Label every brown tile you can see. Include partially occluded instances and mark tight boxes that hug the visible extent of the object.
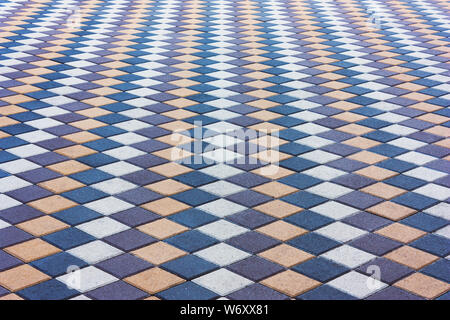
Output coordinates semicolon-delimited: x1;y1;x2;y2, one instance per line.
261;270;320;297
55;145;97;158
367;201;416;221
256;221;307;241
47;160;90;175
141;198;191;216
145;179;192;196
355;166;397;180
394;273;449;299
125;268;185;294
132;242;187;265
16;216;69;237
5;239;61;263
137;219;188;240
0;293;23;300
149;163;192;178
376;223;426;243
384;246;438;270
62;131;101;144
0;265;50;292
338;123;373;135
254;200;302;218
252;182;297;198
251;165;294;180
361;182;406;199
259;244;314;267
38;177;85;193
348;151;388;164
28;195;77;214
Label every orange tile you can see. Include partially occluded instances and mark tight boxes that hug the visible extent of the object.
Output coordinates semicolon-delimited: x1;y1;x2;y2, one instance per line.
62;131;101;143
137;219;188;240
28;195;77;214
132;242;187;265
259;244;314;267
47;160;90;175
38;176;85;193
251;165;294;180
0;265;50;292
125;268;185;294
367;201;416;221
394;273;449;299
4;239;61;263
141;198;191;216
256;221;307;241
261;270;320;297
254;200;302;218
348;151;387;164
375;223;426;243
360;182;406;199
149;162;193;178
55;145;97;158
145;179;192;196
355;166;397;180
252;182;298;198
384;246;438;270
0;293;23;300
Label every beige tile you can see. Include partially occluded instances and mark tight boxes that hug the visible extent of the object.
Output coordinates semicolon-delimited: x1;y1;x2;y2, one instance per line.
376;223;426;243
132;242;187;265
259;244;314;267
384;246;438;270
28;195;78;214
256;221;307;241
141;198;191;216
394;273;449;299
137;219;188;240
0;265;50;292
125;268;185;294
5;239;61;263
261;270;320;297
254;200;302;218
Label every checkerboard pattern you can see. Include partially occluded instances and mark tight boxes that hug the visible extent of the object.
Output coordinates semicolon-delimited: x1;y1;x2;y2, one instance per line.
0;0;449;300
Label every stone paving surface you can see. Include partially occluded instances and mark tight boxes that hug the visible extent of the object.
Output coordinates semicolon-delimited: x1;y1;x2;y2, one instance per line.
0;0;449;300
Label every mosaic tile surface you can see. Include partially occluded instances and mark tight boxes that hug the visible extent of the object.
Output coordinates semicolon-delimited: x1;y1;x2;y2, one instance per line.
0;0;449;300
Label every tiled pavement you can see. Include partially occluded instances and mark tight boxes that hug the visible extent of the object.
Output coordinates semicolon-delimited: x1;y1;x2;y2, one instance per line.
0;0;449;301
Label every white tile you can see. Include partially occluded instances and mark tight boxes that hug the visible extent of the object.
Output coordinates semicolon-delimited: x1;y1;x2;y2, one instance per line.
57;266;118;293
85;197;134;215
195;243;250;267
290;111;325;121
0;194;21;210
70;295;91;300
413;184;450;201
7;145;47;158
16;130;55;143
91;178;137;195
0;219;11;230
293;123;329;135
198;220;248;241
424;203;450;220
202;148;242;163
199;181;245;197
98;162;141;176
300;150;341;164
104;146;145;160
316;222;367;243
388;137;426;150
328;271;386;299
0;159;40;174
381;124;417;136
395;151;435;165
435;225;450;239
26;118;63;130
404;167;446;182
200;164;243;179
306;182;352;199
302;166;346;180
76;217;129;238
311;201;358;220
119;109;153;119
198;199;246;218
67;240;123;264
109;132;147;145
114;120;150;131
296;136;334;148
321;245;376;268
0;176;31;193
193;269;253;296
